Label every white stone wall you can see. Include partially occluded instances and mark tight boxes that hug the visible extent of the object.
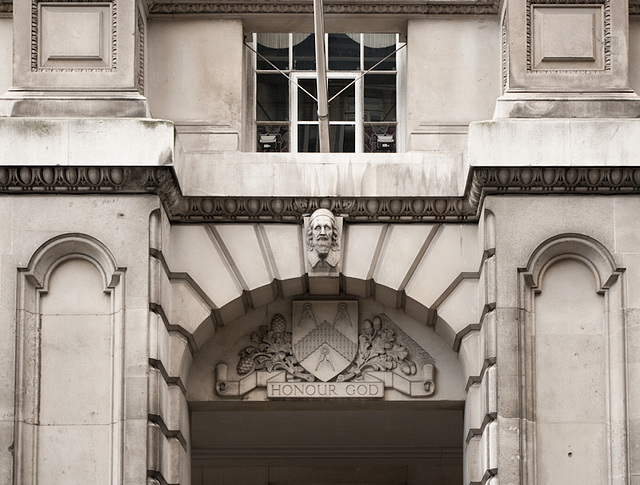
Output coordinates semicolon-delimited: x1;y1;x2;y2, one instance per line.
0;196;158;485
487;195;638;485
0;19;11;96
147;19;245;153
406;17;501;152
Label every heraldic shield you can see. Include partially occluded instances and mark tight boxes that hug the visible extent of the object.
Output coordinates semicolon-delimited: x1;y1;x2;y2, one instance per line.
292;301;358;382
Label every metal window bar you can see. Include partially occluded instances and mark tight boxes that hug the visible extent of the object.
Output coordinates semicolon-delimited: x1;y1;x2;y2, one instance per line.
245;39;319;103
328;43;405;104
247;39;405;108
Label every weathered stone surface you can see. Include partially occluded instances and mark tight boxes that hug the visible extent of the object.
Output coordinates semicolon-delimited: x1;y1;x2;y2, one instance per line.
470;119;640;168
0;118;178;166
179;151;468;198
3;3;640;485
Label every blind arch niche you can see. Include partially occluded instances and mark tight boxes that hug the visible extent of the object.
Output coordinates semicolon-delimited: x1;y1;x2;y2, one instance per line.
518;234;627;485
15;234;125;485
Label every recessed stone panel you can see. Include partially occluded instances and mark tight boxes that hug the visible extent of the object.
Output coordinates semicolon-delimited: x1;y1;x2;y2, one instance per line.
39;4;112;69
532;6;604;70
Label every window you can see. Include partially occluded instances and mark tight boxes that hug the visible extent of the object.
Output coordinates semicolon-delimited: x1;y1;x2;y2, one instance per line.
253;33;402;153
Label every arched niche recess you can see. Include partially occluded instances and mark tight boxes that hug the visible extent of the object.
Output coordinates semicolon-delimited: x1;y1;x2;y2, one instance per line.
518;234;627;485
15;234;125;485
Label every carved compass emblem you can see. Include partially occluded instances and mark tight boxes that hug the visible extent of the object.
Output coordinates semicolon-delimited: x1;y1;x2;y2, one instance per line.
292;301;358;381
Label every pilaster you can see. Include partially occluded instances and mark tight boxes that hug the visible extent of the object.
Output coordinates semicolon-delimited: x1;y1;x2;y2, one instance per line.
496;0;640;117
0;0;148;117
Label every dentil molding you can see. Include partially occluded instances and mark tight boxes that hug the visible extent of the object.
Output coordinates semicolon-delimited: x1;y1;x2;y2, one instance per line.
1;166;640;223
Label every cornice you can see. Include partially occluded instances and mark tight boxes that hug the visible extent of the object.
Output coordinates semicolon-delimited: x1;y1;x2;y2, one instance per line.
1;166;640;223
5;0;640;17
146;0;500;16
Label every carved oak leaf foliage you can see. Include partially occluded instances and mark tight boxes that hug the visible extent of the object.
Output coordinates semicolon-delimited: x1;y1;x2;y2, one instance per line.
345;322;412;377
384;344;409;363
237;316;314;381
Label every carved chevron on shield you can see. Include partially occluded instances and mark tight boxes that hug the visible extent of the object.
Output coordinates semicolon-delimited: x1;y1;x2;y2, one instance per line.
292;301;358;382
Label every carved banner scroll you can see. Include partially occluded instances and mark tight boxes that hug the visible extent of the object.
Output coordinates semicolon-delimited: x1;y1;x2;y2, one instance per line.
215;305;436;400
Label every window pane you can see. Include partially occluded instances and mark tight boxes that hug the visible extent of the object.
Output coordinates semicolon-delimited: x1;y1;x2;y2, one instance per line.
364;124;396;153
364;74;396;122
330;125;356;152
293;33;316;70
298;79;318;121
298;125;319;152
328;33;360;70
257;33;289;70
328;79;355;121
364;34;396;70
257;124;289;152
257;74;289;122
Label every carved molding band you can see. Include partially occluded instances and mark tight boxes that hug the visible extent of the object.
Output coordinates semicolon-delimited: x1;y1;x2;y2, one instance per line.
137;5;145;93
526;0;611;73
0;1;11;16
30;0;118;72
146;0;500;16
1;166;640;222
6;1;640;17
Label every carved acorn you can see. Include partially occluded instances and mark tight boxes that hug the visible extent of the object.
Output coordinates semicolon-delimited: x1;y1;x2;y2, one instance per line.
401;361;417;376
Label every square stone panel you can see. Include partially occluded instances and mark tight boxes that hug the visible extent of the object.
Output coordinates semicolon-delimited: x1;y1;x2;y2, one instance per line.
532;6;604;70
39;4;112;69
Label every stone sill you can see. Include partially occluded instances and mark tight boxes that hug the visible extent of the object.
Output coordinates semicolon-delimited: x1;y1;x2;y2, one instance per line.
177;151;468;198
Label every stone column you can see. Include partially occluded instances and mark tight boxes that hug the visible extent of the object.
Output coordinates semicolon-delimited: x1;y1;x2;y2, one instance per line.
0;0;147;117
495;0;640;118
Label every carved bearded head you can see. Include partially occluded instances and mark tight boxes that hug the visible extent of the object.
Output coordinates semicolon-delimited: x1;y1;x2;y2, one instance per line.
306;209;340;265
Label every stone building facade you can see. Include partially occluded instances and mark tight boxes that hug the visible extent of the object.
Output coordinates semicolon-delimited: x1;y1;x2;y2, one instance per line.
1;0;640;484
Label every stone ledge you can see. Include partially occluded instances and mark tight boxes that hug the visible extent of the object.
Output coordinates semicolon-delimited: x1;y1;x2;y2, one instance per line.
0;118;180;166
179;151;468;199
493;94;640;119
0;91;149;118
469;118;640;168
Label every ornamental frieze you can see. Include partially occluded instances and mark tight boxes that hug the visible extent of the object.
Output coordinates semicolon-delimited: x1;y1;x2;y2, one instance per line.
146;0;500;16
215;303;436;399
2;166;640;222
5;1;640;19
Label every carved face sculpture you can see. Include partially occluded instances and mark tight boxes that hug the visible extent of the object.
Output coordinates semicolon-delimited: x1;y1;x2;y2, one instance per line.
311;214;335;258
306;209;340;268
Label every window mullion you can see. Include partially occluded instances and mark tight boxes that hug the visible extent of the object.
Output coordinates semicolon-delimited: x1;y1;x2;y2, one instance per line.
355;75;363;153
291;72;298;153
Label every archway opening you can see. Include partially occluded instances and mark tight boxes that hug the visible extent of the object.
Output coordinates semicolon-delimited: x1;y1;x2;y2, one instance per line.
190;401;463;485
186;296;467;485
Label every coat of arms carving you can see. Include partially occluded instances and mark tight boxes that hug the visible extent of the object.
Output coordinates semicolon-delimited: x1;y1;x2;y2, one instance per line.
292;301;358;381
215;300;436;400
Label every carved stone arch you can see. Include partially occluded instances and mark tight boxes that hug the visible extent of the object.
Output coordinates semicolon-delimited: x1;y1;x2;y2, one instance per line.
166;221;485;484
171;222;484;360
522;233;620;294
518;233;627;485
23;232;122;291
15;233;126;485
